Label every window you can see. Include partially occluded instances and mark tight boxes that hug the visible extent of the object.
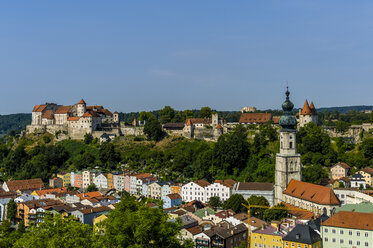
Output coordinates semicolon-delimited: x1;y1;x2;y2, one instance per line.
340;239;344;244
324;228;328;233
365;232;369;237
332;229;336;234
365;242;369;247
332;238;336;243
324;237;328;242
357;241;360;245
349;230;352;235
289;142;293;149
357;231;360;236
340;230;344;234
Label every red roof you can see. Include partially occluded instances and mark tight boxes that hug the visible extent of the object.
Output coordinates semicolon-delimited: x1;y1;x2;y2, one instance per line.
301;100;312;115
67;117;80;121
215;179;236;188
194;179;210;188
186;119;192;126
82;111;99;118
32;105;47;113
186;118;212;125
333;162;350;169
42;110;54;119
360;167;373;175
78;99;86;104
239;113;272;124
75;191;102;200
322;211;373;230
166;193;181;200
5;178;44;192
55;105;71;114
309;102;317;115
216;124;223;129
283;179;340;206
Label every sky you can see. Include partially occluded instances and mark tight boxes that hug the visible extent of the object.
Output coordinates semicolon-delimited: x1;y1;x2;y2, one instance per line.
1;1;373;114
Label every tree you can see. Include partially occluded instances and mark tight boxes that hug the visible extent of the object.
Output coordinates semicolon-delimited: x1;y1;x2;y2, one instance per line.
361;138;373;160
159;106;175;124
184;110;194;119
6;199;17;223
139;111;154;123
87;184;98;192
143;117;166;142
199;107;212;118
213;125;250;175
335;121;350;134
101;195;193;248
222;194;247;213
14;214;98;248
302;164;328;184
247;195;269;219
84;133;93;144
263;203;288;222
208;196;222;210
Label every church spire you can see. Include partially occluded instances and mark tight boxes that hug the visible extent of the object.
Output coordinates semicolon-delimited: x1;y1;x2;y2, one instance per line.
279;87;297;131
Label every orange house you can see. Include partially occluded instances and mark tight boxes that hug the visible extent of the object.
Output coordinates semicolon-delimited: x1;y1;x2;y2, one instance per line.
170;183;183;195
17;199;61;226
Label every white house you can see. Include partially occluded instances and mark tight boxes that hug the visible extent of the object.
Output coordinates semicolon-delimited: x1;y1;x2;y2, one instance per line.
94;173;108;189
113;173;124;191
205;179;236;202
351;173;366;189
181;180;210;203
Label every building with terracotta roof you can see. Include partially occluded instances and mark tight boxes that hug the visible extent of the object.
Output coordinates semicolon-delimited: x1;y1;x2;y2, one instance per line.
321;211;373;248
181;113;224;140
163;193;182;209
330;162;351;180
17;198;62;226
72;205;111;226
239;112;272;124
27;99;120;140
3;178;44;192
182;180;211;203
283;179;340;216
298;99;318;127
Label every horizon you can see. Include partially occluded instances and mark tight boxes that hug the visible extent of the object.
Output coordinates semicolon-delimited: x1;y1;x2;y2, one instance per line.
2;1;373;114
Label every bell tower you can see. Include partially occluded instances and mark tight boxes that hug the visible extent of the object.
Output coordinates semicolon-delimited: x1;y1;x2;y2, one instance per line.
274;87;302;204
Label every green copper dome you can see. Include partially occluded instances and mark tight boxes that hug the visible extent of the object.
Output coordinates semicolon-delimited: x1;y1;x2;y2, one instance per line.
279;87;297;131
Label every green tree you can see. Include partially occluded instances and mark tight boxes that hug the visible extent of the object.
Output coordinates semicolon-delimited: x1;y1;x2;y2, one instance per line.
213;125;250;175
6;199;17;223
335;121;350;134
247;195;269;219
184;110;194;119
159;106;175;124
99;143;120;170
84;133;93;144
361;138;373;160
143;117;166;142
208;196;222;210
199;107;212;118
302;164;328;184
263;203;288;222
14;214;98;248
172;111;185;123
138;111;154;123
222;194;247;213
87;184;98;192
101;195;193;248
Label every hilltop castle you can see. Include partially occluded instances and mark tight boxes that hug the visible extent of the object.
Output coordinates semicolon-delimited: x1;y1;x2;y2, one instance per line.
298;100;318;127
26;99;120;140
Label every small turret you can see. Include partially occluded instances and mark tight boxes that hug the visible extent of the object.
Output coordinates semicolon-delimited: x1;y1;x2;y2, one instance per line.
77;99;86;117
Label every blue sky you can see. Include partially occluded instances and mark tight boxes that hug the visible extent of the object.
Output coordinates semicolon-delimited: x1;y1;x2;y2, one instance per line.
1;1;373;114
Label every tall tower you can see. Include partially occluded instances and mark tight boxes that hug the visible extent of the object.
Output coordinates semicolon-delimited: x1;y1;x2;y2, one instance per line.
77;99;86;117
274;87;302;204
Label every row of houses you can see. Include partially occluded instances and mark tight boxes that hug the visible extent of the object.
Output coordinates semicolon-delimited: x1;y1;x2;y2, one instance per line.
329;163;373;189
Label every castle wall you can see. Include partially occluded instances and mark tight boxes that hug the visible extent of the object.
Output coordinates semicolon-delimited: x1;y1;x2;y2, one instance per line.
120;127;144;136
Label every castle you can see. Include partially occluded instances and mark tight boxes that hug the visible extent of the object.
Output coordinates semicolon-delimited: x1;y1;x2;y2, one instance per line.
26;99;120;140
298;99;318;127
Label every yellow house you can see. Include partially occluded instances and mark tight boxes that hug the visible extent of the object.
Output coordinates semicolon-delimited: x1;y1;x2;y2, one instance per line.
251;223;284;248
358;167;373;187
283;224;321;248
106;173;114;189
93;214;108;233
170;184;182;195
57;172;71;187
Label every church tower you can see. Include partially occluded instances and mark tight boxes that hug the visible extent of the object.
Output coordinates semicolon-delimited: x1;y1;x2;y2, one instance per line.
274;87;302;204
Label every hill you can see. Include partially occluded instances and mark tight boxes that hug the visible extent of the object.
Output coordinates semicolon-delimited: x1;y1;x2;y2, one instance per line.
0;113;31;137
317;105;373;114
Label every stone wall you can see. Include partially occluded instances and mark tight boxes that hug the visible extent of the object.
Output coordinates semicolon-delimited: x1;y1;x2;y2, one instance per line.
323;125;362;143
120;127;144;136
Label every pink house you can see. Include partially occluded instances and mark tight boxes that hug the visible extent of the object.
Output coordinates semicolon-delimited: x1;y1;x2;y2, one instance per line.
74;173;83;188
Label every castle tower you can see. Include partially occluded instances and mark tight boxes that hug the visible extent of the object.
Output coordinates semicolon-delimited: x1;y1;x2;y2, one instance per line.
274;87;302;204
113;111;119;123
212;113;219;126
77;99;86;117
299;100;318;127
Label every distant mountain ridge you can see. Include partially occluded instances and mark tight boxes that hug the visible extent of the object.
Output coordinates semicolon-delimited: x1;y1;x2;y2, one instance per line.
0;113;31;136
316;105;373;114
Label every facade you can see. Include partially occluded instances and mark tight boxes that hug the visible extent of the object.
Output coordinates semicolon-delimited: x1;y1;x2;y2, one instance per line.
333;188;373;205
17;199;61;226
283;180;340;216
205;179;236;203
232;182;274;206
181;180;210;203
113;173;125;191
298;100;318;127
163;193;182;209
72;206;110;227
358;167;373;187
27;99;120;140
73;172;83;188
171;184;183;195
106;173;114;189
275;88;302;204
0;198;12;222
49;177;63;188
94;173;108;189
330;162;351;180
251;223;286;248
204;223;248;248
321;211;373;248
57;172;71;187
283;224;321;248
351;173;367;189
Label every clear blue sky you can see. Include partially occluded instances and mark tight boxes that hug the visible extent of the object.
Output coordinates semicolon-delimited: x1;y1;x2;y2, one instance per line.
1;1;373;114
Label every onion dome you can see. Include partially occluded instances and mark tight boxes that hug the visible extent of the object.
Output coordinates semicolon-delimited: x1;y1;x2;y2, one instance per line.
279;87;297;131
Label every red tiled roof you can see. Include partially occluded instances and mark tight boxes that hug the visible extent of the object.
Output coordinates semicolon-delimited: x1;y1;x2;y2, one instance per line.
34;187;67;196
216;124;223;129
322;211;373;231
185;118;212;125
282;202;315;220
67;117;80;121
186;225;202;235
80;206;110;214
283;179;340;206
42;110;54;119
135;173;153;179
333;162;350;169
82;111;99;118
75;191;102;200
32;105;47;112
186;119;192;126
361;167;373;175
78;99;86;104
309;102;317;115
239;113;272;124
272;116;280;124
166;193;181;200
55;105;71;114
102;109;113;117
6;178;44;192
301;100;312;115
215;179;236;188
194;179;210;188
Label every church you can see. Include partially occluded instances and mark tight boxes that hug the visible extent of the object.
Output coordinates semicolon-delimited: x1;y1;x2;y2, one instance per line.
275;88;340;215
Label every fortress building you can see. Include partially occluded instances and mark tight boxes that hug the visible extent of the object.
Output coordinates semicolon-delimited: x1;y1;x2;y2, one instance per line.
274;87;302;204
298;100;318;127
27;99;120;139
